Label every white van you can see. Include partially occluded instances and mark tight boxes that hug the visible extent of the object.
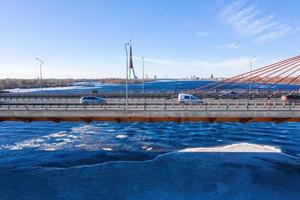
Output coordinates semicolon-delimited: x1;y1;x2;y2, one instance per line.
80;96;106;105
178;94;203;104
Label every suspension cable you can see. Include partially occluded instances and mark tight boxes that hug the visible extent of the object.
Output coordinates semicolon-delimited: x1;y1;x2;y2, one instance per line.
240;61;300;95
190;55;300;93
217;58;300;94
257;65;300;96
272;74;300;97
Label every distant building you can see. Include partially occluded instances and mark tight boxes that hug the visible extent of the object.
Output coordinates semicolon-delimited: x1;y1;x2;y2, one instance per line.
211;74;214;79
188;75;199;80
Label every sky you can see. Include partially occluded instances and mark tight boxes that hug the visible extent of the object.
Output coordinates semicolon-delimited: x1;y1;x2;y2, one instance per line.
0;0;300;79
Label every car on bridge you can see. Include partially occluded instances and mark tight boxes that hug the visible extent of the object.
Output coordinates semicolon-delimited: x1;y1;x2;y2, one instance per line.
215;91;239;99
178;94;203;104
80;96;106;105
281;94;300;104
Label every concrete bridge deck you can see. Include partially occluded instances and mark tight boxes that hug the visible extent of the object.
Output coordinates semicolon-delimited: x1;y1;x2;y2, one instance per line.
0;96;299;122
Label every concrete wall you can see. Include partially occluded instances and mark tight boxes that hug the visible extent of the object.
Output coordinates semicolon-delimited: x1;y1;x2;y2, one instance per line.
0;110;299;122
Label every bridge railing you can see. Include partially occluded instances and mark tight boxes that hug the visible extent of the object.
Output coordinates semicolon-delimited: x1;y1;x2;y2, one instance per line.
0;101;298;112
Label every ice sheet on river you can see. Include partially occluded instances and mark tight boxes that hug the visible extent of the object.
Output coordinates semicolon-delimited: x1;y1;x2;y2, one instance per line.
0;143;299;200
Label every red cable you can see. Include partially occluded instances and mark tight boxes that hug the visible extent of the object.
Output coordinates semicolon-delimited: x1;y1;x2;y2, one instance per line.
218;59;300;93
190;55;300;93
257;65;300;96
205;57;300;92
272;74;300;96
241;61;300;95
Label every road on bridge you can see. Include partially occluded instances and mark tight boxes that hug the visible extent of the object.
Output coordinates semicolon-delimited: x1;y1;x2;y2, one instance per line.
0;96;299;112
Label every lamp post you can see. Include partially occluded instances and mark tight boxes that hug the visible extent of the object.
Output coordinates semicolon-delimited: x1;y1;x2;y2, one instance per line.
35;58;44;80
35;58;44;92
124;43;130;109
142;56;145;94
249;55;256;92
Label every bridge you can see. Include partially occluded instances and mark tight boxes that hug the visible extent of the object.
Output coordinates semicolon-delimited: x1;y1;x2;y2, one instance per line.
0;55;300;123
0;95;299;122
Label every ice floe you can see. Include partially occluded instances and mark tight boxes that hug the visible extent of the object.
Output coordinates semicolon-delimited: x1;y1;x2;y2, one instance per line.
102;147;113;151
115;134;128;139
179;143;281;153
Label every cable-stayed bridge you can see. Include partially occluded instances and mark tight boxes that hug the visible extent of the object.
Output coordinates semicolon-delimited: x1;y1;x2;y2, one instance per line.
0;55;300;123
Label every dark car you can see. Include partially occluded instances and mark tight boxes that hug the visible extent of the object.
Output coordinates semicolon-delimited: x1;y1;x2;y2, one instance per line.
216;91;239;99
0;101;6;104
281;94;300;103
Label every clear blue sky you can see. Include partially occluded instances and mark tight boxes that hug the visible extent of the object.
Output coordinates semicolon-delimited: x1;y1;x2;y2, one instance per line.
0;0;299;79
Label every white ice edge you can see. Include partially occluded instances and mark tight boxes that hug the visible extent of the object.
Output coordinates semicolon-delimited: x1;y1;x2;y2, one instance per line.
179;143;282;153
4;86;86;93
37;143;289;171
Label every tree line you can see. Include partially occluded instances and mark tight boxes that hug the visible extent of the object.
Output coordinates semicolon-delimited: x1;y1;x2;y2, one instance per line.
0;78;152;91
0;79;74;90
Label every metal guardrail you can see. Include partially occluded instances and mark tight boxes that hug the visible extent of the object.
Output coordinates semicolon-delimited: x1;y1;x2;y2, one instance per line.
0;96;288;104
0;101;298;112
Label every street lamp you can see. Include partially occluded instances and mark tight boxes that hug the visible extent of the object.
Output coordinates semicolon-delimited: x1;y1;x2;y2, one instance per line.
124;43;130;109
249;55;256;92
35;58;44;80
35;58;44;92
142;56;145;94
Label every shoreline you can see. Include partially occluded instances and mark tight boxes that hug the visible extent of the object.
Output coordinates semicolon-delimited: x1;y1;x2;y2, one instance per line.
0;78;156;91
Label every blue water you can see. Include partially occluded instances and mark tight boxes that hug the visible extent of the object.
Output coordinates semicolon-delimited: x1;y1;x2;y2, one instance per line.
1;81;300;199
0;122;300;168
21;80;299;94
0;122;300;199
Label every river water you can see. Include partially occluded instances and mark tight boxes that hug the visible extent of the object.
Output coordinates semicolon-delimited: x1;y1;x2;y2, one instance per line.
1;81;300;199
